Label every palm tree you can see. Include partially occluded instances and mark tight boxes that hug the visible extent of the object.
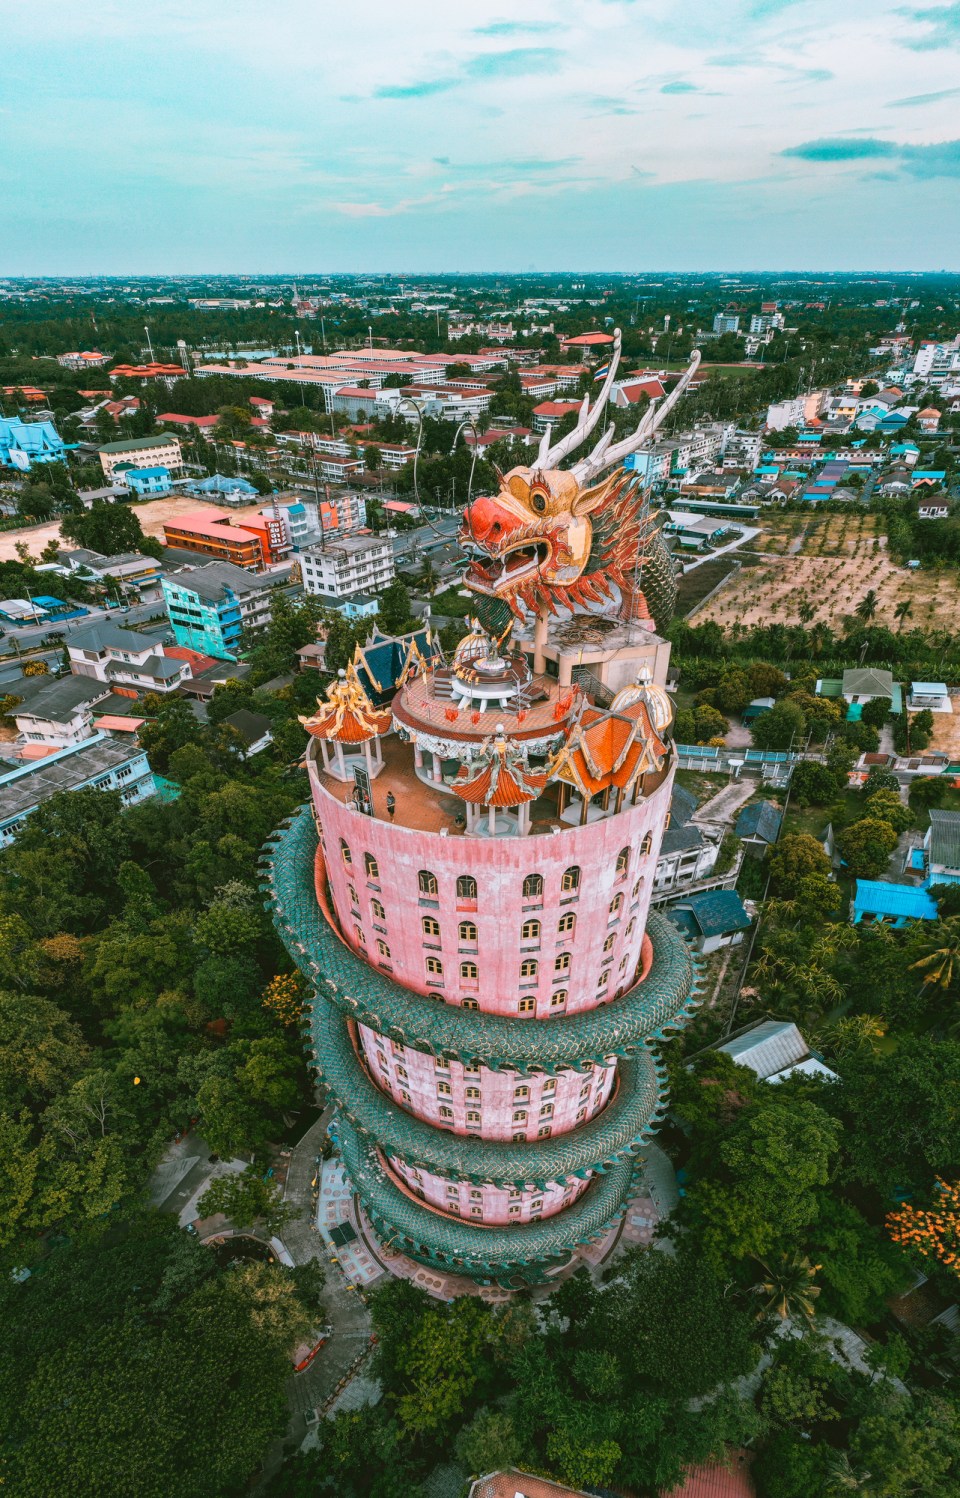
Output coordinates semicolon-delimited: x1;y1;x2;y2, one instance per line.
753;1252;821;1324
418;557;438;595
910;918;960;991
893;598;913;633
797;599;816;627
855;589;879;625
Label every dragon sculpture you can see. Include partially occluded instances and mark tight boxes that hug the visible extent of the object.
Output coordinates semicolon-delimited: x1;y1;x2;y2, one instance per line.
460;331;700;634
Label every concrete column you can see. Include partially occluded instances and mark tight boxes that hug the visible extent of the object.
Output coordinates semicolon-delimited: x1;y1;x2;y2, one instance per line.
579;794;590;826
363;739;373;776
414;742;424;770
488;805;496;837
532;607;549;676
319;739;331;773
431;752;443;783
557;655;573;687
335;741;346;779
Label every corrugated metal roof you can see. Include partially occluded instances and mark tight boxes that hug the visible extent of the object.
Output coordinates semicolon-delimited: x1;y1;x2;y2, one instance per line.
854;879;938;920
735;800;782;843
928;809;960;870
719;1019;808;1079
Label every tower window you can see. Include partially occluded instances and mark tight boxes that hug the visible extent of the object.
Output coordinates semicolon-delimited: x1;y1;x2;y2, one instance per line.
640;831;653;856
459;920;478;943
460;961;478;981
520;958;538;980
555;952;571;974
457;874;477;899
426;956;443;976
603;932;616;953
616;846;630;878
522;873;543;898
512;1109;528;1123
372;898;386;921
557;912;576;935
514;1084;530;1101
422;915;441;939
364;853;379;880
609;893;624;918
551;989;567;1008
376;939;390;959
418;869;438;896
561;866;581;893
340;839;352;866
519;997;536;1013
521;919;541;941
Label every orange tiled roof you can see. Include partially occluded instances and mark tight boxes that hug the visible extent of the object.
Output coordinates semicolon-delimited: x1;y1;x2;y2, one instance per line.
452;731;548;806
299;664;392;744
548;699;665;797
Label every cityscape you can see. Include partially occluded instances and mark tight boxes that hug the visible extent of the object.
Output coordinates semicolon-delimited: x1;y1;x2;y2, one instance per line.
2;6;960;1498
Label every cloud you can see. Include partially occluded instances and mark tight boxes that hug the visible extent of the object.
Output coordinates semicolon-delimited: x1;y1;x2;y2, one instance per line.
782;134;960;177
374;77;458;98
898;3;960;48
473;20;562;35
660;80;699;93
463;47;562;79
782;137;899;161
888;85;960;106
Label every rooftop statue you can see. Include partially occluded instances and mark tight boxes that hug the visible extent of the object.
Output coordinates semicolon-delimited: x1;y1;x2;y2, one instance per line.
461;330;700;632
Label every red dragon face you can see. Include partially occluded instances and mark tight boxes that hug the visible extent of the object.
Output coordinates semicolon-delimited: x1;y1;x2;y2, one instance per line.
460;465;625;616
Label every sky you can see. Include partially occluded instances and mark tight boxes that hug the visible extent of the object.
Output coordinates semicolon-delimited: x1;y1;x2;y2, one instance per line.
2;0;960;273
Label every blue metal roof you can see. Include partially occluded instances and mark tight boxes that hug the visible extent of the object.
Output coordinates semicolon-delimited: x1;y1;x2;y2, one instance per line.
854;880;938;921
668;889;751;939
736;800;783;843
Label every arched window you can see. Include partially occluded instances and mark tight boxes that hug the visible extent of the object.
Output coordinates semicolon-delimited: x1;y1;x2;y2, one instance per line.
466;1085;481;1100
457;874;477;899
557;912;576;936
462;997;479;1010
555;952;571;974
561;866;581;893
340;839;352;865
372;898;385;921
348;884;359;907
422;915;441;938
460;960;478;981
521;918;541;941
354;924;365;947
520;958;539;980
418;869;438;896
427;991;444;1004
459;920;478;943
514;1084;530;1101
616;846;630;878
540;1101;554;1118
603;932;616;953
625;917;635;939
426;956;443;976
609;892;624;917
513;1108;529;1123
364;852;379;879
640;831;653;856
522;873;543;898
376;939;390;959
551;989;568;1008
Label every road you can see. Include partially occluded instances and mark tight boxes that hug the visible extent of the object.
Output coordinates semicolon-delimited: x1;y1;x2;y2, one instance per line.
674;516;760;571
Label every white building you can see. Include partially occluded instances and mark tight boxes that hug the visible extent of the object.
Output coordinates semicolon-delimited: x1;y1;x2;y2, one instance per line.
722;430;763;469
67;620;191;695
712;313;741;335
300;535;395;600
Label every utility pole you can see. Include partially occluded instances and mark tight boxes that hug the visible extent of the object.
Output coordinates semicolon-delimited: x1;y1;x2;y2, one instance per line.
144;325;155;363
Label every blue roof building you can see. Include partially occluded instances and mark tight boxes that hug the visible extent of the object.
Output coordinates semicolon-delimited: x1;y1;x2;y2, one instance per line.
192;473;259;498
853;879;938;927
353;627;444;708
735;799;783;848
0;416;69;470
667;889;752;953
161;561;273;661
122;465;172;495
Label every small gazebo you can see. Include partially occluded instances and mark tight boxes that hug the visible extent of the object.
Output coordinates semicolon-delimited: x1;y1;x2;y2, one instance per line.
451;726;548;836
299;666;393;782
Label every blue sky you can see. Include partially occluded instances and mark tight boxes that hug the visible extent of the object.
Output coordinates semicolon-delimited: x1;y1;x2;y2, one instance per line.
2;0;959;272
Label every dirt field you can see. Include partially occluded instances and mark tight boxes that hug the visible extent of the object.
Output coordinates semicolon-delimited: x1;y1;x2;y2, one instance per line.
698;512;960;634
0;496;269;563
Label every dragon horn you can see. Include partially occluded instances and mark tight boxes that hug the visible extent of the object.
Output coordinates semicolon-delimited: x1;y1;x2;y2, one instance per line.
570;350;702;483
538;328;622;468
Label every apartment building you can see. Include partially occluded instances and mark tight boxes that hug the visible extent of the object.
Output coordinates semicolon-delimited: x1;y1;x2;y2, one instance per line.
67;620;192;695
162;562;274;659
0;736;156;848
98;432;182;480
299;535;395;600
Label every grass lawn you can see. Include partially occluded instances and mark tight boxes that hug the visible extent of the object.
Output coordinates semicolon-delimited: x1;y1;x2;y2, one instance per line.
674;768;730;804
675;557;738;617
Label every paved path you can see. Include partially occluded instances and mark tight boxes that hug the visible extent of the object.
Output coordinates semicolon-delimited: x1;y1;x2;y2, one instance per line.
694;776;757;826
675;518;760;570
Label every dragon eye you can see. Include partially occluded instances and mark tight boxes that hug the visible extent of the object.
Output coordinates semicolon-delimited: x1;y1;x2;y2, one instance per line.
532;493;547;513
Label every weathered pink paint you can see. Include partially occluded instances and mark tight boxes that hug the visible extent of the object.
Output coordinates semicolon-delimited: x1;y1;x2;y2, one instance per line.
309;748;675;1227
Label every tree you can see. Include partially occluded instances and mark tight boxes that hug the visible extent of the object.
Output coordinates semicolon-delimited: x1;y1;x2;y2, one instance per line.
377;578;413;635
860;695;891;729
855;589;879;624
894;598;913;632
138;697;202;774
863;789;912;834
768;832;831;893
685;1096;840;1266
752;1252;821;1323
61;499;149;557
888;1178;960;1282
837;817;899;878
832;1038;960;1195
910;916;960;991
455;1407;524;1475
198;1165;292;1235
789;759;844;806
751;698;806;752
393;1297;501;1438
846;1392;960;1498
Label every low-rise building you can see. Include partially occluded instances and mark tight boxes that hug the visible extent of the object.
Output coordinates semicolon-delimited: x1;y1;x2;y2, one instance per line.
162;506;290;569
853;879;938;927
0;735;156;847
119;465;172;496
667;889;752;953
299;535;395;600
98;432;182;480
0;415;69;470
735;799;782;853
57;350;111;370
717;1019;837;1083
58;548;163;600
9;674;112;749
161;562;274;659
67;620;192;695
841;667;896;708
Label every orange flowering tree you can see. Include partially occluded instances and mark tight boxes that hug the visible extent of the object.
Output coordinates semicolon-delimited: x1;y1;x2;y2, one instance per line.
887;1178;960;1279
262;972;307;1027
